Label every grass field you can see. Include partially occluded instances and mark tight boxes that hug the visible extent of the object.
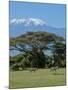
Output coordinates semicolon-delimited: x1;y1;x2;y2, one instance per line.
9;68;66;89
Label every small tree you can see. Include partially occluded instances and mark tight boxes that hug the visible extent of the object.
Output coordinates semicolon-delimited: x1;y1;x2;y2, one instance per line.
50;41;66;67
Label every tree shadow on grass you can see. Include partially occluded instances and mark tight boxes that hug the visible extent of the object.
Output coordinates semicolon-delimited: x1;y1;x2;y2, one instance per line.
52;72;64;75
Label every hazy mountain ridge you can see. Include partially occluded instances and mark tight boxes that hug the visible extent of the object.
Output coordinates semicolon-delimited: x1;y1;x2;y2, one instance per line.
10;18;65;38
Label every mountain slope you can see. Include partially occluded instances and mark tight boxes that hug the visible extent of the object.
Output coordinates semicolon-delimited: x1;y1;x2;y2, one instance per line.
9;18;65;38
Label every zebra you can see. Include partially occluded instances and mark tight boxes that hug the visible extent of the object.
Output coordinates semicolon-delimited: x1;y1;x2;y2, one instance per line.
29;68;38;72
50;66;58;72
49;60;58;72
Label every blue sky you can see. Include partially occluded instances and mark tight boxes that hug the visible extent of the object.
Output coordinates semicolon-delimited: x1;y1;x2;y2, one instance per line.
9;1;66;28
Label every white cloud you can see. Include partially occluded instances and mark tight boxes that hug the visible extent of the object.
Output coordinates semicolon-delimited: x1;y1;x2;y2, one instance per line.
10;18;46;26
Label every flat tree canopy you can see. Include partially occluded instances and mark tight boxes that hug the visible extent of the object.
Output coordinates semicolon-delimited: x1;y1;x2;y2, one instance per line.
10;31;65;69
10;31;64;48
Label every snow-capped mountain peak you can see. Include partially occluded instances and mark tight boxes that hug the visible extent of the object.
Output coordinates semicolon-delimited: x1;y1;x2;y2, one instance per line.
10;18;46;26
10;18;65;38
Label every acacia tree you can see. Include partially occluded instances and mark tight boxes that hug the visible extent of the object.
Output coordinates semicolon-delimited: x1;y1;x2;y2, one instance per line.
51;42;66;67
10;31;64;68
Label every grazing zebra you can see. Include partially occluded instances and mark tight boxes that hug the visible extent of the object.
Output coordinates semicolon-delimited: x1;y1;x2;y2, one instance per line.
49;60;58;72
29;68;38;72
50;66;58;72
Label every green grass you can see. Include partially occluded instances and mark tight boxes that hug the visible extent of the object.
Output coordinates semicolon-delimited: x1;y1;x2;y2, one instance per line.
9;68;66;89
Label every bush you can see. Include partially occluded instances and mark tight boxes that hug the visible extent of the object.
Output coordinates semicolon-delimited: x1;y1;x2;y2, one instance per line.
21;58;31;68
11;64;19;71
